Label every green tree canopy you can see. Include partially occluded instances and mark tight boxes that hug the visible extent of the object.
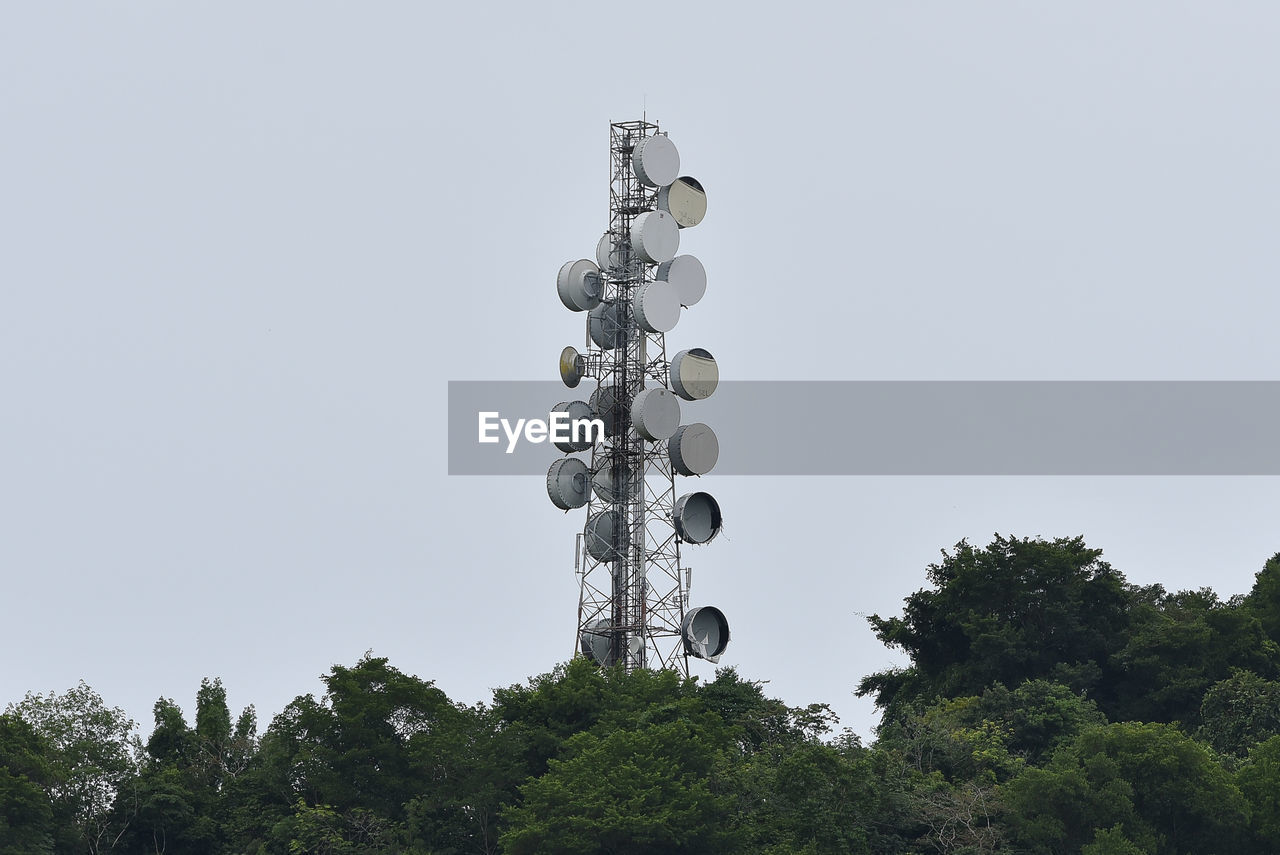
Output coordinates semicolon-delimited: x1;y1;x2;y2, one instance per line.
1236;735;1280;848
1005;722;1249;855
857;535;1132;718
0;712;58;854
499;715;737;855
1108;586;1278;726
6;682;141;855
1245;552;1280;643
1199;670;1280;758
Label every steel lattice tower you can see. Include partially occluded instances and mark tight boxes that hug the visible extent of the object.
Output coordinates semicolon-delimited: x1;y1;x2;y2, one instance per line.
550;119;729;677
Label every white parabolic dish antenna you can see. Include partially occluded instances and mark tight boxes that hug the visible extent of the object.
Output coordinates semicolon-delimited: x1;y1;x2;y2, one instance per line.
592;462;641;503
588;302;624;350
588;383;627;437
669;348;719;401
546;457;590;510
657;176;707;228
630;210;679;264
580;617;615;665
633;281;681;334
551;400;595;454
556;259;603;312
595;231;624;271
673;491;722;544
584;510;621;561
630;387;681;442
631;134;680;187
682;606;729;662
656;255;706;308
668;423;719;476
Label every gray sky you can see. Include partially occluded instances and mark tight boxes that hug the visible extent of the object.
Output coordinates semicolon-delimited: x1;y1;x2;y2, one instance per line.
3;3;1278;741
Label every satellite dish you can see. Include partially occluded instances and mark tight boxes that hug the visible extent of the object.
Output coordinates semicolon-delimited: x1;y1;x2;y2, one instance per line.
631;387;681;441
627;635;645;656
580;617;615;665
589;383;629;438
546;457;590;510
669;348;719;401
682;605;729;662
557;259;603;312
673;491;722;544
657;176;707;228
559;346;585;388
656;256;707;307
592;462;641;503
632;281;681;333
584;510;622;561
631;134;680;188
629;211;679;264
551;400;595;453
668;423;719;476
588;302;624;350
595;231;625;271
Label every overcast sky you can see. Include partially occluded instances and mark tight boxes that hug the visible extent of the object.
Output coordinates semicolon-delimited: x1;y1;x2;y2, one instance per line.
3;3;1278;740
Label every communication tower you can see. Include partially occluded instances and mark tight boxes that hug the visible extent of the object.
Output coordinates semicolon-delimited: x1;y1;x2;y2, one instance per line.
547;120;729;675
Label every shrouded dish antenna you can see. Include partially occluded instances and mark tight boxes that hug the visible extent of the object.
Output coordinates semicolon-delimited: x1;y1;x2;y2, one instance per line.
588;302;625;350
551;400;596;454
546;457;590;510
589;383;629;438
669;348;719;401
584;510;622;561
631;134;680;188
580;618;616;665
630;211;679;264
668;423;719;476
631;387;681;441
657;176;707;228
682;606;729;662
592;462;641;503
557;259;603;312
673;491;722;544
595;231;625;271
656;255;706;307
559;346;585;388
633;281;681;333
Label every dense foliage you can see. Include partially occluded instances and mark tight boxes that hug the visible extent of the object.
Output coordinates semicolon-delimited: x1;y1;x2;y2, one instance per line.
4;536;1279;853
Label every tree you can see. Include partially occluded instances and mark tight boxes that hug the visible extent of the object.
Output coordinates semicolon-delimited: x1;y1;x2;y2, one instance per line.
1005;722;1249;855
124;687;241;855
1199;671;1280;758
194;678;232;789
0;712;57;854
6;682;142;854
857;536;1132;719
1244;552;1280;643
1236;735;1280;848
969;680;1107;765
1108;586;1278;726
1080;826;1147;855
223;653;450;849
731;738;904;855
404;702;523;855
492;658;709;780
145;699;194;770
499;716;738;855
